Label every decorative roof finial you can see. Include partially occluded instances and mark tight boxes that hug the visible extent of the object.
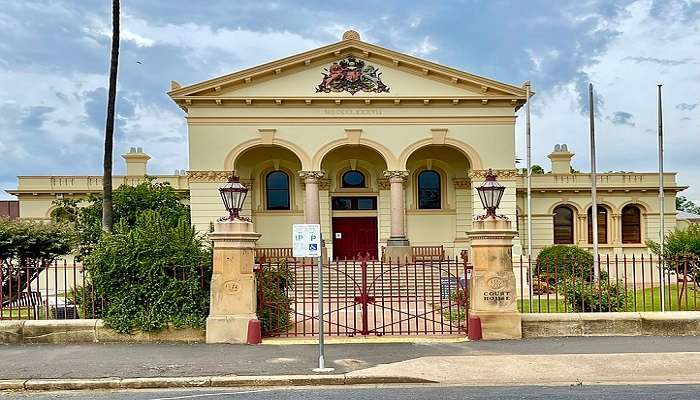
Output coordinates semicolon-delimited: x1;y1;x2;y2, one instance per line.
342;30;361;41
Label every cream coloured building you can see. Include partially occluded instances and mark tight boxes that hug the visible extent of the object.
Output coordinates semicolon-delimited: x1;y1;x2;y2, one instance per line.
6;31;688;259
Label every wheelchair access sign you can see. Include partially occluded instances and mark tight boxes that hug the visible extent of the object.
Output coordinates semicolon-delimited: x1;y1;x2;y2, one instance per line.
292;224;322;258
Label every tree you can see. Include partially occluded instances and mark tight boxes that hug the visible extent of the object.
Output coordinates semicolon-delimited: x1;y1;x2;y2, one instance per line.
53;179;190;259
102;0;120;232
520;165;546;174
677;196;700;214
0;219;75;304
647;224;700;285
531;164;545;174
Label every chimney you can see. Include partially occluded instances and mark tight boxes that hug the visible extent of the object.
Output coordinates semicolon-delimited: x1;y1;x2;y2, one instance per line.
122;147;151;176
547;144;574;174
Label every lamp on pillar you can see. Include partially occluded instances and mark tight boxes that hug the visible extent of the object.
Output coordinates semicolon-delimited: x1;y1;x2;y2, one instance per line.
219;173;248;221
476;169;505;218
207;172;261;344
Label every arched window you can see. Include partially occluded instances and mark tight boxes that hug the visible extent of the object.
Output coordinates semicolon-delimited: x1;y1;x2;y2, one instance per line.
418;170;441;209
587;205;608;244
553;205;574;244
621;205;642;244
266;171;290;210
341;170;365;188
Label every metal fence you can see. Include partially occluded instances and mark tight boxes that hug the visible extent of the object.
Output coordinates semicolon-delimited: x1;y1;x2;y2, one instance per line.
0;259;97;320
3;253;698;323
256;257;470;338
516;254;699;313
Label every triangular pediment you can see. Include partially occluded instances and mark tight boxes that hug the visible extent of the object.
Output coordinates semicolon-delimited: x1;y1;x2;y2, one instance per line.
169;37;529;109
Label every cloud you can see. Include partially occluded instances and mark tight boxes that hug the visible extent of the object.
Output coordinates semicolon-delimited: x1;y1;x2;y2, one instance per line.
1;0;700;204
607;111;635;126
622;56;694;66
19;106;55;130
407;36;437;57
676;102;699;111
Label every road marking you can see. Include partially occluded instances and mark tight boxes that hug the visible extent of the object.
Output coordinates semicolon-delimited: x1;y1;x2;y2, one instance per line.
147;388;275;400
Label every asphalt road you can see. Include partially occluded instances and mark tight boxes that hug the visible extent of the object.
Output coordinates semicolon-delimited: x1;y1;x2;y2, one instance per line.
2;336;700;379
1;384;699;399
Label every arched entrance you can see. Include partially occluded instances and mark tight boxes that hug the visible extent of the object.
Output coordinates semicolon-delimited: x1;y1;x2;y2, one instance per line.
319;144;389;259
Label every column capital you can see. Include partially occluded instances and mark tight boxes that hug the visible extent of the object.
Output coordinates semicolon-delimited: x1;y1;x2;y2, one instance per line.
383;170;409;183
299;170;325;183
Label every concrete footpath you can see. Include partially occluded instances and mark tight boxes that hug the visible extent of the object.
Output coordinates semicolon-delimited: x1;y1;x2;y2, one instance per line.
1;336;700;390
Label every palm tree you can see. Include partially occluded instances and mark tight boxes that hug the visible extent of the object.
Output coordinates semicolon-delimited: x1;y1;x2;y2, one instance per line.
102;0;120;232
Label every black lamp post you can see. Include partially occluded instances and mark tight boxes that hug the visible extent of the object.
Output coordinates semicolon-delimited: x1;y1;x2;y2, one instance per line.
477;169;505;218
219;173;248;221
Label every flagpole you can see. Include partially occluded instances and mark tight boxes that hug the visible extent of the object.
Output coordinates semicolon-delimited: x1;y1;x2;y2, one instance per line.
657;84;666;311
589;83;600;280
525;81;534;311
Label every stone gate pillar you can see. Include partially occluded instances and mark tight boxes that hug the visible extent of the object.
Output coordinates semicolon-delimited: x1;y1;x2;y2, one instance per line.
206;219;261;344
468;216;522;340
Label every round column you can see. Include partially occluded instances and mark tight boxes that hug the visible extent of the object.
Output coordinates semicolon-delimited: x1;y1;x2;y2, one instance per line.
383;170;411;260
299;171;325;224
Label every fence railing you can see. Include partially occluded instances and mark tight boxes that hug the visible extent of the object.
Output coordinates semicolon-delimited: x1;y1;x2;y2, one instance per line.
3;253;698;322
0;259;99;320
516;254;699;313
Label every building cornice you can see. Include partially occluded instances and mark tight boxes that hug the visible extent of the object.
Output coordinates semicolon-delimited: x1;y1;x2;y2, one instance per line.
186;116;516;125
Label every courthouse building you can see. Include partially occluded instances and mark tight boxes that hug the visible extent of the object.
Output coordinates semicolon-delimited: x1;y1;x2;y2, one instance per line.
6;31;687;259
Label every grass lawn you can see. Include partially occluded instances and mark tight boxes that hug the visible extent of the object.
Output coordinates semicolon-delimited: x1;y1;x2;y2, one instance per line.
632;284;700;312
0;307;32;319
519;284;700;313
518;298;567;313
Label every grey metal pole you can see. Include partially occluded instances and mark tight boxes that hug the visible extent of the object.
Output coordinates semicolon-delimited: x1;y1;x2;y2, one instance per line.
658;84;666;312
525;82;534;311
589;83;600;280
313;232;333;372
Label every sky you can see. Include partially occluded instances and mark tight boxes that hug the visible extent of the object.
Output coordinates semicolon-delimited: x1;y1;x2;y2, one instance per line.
0;0;698;202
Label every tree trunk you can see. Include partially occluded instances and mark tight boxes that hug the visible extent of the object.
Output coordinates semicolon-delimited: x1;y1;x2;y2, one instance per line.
102;0;120;232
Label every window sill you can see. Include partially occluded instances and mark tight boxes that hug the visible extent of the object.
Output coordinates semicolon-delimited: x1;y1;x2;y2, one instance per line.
253;210;304;216
406;209;456;215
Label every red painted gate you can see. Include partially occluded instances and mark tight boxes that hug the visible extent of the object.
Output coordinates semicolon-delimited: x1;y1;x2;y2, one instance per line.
256;256;470;337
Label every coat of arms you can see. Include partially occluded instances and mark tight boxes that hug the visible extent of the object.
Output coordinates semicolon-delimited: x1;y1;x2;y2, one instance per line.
315;56;389;95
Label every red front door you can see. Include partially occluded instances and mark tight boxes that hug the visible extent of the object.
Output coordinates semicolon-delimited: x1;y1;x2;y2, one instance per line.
332;217;378;260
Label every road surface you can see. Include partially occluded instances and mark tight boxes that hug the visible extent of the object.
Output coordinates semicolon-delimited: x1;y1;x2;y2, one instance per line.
1;384;698;399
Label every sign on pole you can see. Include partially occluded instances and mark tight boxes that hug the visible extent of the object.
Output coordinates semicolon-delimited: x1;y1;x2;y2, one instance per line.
292;224;333;372
292;224;321;258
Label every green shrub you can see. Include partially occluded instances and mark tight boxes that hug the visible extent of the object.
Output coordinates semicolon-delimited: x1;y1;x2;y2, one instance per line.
441;288;468;323
84;212;212;333
68;281;103;319
558;279;630;312
256;261;294;336
536;245;595;283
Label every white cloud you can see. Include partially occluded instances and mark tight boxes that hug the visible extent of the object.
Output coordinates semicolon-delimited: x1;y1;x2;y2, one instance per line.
517;0;700;200
118;16;323;76
408;36;437;57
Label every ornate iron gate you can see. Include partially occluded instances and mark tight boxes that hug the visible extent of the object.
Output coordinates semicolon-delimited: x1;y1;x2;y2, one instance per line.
256;256;470;337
